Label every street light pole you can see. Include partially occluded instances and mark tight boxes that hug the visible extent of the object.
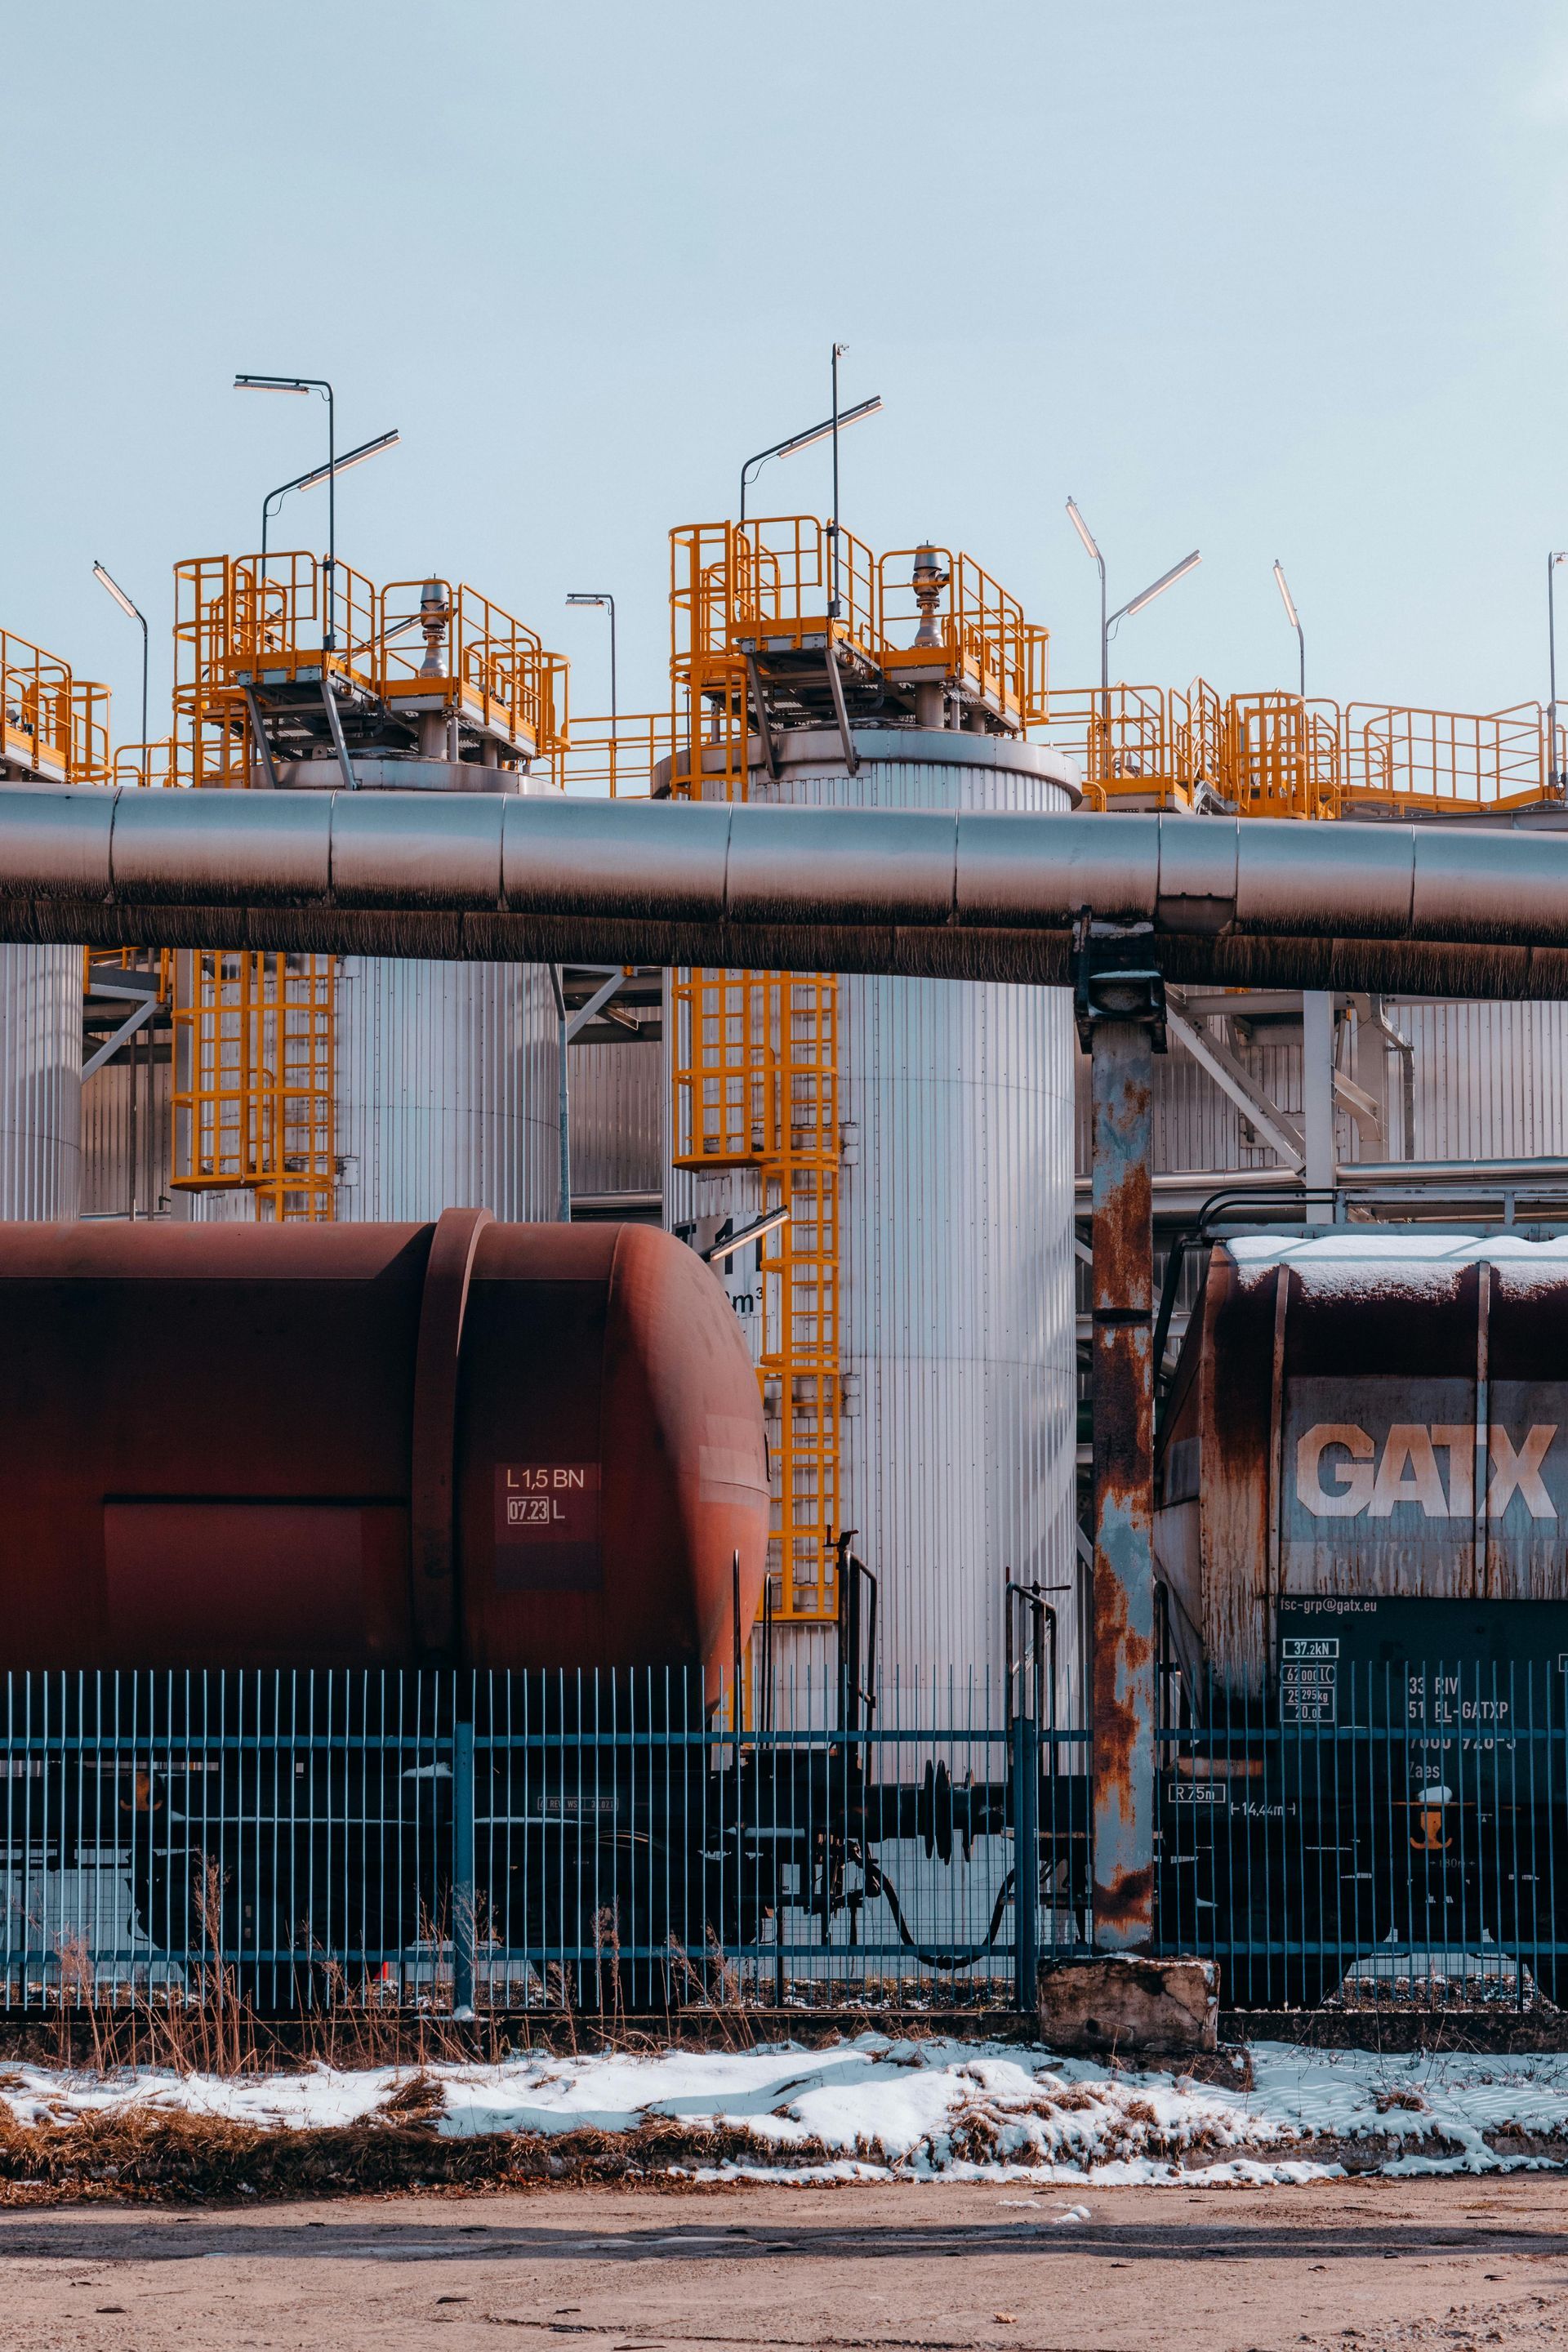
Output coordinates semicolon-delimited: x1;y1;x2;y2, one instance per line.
235;374;337;646
261;428;400;575
1273;560;1305;699
1550;552;1566;794
738;395;884;526
91;562;149;784
1067;502;1200;783
1066;497;1108;717
565;593;617;789
828;341;846;618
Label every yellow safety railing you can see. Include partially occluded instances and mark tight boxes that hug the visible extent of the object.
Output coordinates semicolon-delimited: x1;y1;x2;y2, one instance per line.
83;947;172;1000
558;710;675;798
1045;684;1568;820
1342;701;1555;816
174;555;570;788
1039;683;1200;807
1224;693;1342;819
70;681;113;786
377;579;568;766
229;552;380;686
109;738;189;790
1;626;96;783
729;515;881;659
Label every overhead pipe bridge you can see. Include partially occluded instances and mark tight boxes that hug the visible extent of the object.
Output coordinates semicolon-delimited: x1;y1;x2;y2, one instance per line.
2;785;1568;997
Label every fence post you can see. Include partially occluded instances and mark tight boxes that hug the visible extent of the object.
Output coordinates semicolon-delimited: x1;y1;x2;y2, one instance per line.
1014;1704;1039;2010
452;1711;476;2021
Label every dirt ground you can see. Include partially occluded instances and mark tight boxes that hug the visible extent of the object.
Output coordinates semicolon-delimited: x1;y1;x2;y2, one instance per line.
0;2176;1563;2352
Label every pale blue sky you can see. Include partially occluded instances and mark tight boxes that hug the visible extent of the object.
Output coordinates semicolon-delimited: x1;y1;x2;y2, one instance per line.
3;0;1566;746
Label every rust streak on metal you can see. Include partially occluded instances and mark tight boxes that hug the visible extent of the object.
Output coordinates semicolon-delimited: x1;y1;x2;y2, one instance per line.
1089;1007;1159;1952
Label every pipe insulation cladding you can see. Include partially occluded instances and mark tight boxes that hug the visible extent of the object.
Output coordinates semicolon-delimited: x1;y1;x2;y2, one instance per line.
0;1215;768;1689
6;782;1568;997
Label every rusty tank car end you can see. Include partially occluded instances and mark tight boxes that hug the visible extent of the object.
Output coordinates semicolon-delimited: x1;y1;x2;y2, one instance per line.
0;1212;768;1699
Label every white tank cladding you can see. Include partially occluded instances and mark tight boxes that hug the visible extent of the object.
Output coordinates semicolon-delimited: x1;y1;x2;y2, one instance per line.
669;726;1080;1690
334;956;556;1221
0;944;82;1219
568;1036;664;1205
1396;999;1568;1163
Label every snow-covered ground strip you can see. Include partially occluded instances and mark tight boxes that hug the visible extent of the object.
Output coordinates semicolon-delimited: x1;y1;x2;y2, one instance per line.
2;2037;1567;2183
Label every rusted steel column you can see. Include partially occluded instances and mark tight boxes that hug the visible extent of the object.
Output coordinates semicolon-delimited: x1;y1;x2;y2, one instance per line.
1077;921;1164;1952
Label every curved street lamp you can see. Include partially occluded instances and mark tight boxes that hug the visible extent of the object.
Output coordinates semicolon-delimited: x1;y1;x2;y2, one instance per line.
1065;498;1201;750
91;561;148;783
739;394;884;524
261;428;400;570
1273;559;1305;698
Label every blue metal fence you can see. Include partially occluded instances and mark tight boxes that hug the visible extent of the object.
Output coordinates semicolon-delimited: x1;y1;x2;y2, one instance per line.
0;1672;1089;2016
4;1659;1562;2016
1156;1658;1568;2011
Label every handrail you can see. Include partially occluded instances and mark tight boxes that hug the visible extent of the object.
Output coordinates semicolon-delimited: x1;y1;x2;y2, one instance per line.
1043;681;1568;819
1;626;84;783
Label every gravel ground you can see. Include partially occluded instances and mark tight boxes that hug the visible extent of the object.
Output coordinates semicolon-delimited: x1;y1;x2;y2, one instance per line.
0;2176;1563;2351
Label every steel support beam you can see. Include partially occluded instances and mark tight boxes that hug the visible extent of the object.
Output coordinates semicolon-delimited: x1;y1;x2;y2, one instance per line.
565;967;630;1041
82;991;158;1081
1088;1014;1157;1951
1164;1001;1305;1168
1301;989;1336;1192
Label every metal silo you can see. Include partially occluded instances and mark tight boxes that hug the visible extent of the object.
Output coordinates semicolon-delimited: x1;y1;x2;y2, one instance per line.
334;955;557;1221
0;944;82;1221
670;724;1080;1690
170;557;564;1227
0;629;105;1220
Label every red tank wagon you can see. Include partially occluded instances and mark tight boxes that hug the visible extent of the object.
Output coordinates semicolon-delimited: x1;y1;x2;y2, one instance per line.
0;1209;768;1697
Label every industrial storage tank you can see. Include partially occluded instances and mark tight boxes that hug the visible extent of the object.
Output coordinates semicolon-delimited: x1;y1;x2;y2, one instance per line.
0;630;103;1221
0;942;81;1220
334;955;556;1221
0;1214;767;1690
1155;1231;1568;1700
171;558;562;1227
668;724;1081;1689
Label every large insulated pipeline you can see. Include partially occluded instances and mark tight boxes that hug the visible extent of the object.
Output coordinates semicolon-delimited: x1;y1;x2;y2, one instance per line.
3;784;1568;996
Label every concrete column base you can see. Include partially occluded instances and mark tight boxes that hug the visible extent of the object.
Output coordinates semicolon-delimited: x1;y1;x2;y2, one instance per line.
1037;1957;1218;2056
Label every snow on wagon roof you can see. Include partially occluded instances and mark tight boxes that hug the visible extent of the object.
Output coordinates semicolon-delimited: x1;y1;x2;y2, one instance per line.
1227;1230;1568;1298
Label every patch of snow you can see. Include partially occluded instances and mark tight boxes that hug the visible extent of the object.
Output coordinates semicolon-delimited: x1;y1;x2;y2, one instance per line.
1227;1231;1568;1302
3;2037;1566;2184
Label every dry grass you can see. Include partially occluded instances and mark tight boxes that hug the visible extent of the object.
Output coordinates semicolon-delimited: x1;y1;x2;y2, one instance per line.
0;2105;817;2205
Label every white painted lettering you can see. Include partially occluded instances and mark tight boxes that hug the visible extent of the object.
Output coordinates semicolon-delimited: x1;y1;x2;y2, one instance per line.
1296;1424;1374;1517
1487;1425;1557;1519
1429;1425;1476;1518
1369;1424;1449;1520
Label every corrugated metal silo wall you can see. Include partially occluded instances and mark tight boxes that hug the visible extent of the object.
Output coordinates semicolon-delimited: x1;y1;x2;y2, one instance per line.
1399;1000;1568;1160
80;1055;172;1218
672;734;1080;1697
0;945;81;1219
333;960;559;1222
568;1037;663;1200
